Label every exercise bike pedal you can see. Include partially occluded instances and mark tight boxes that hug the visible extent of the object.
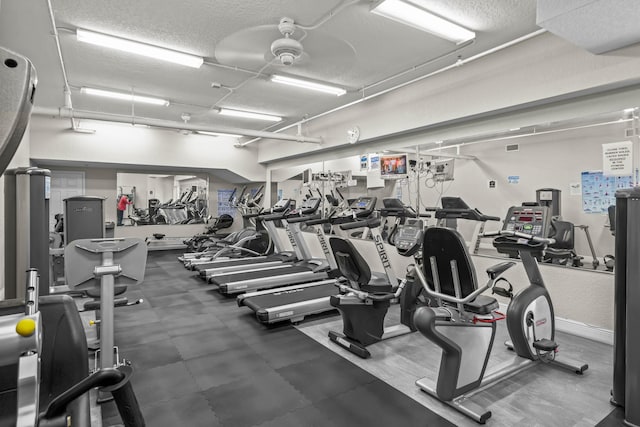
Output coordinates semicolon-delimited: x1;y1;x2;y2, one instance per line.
532;338;558;352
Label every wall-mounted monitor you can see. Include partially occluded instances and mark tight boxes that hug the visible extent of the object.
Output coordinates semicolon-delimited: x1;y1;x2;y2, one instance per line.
380;153;408;180
429;158;455;182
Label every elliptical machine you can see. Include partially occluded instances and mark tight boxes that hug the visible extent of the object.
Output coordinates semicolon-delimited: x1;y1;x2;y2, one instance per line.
412;223;588;424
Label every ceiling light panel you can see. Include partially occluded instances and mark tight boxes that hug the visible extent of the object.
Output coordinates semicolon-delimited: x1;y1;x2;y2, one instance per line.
81;87;170;106
271;75;347;96
76;29;204;68
371;0;475;44
217;108;282;122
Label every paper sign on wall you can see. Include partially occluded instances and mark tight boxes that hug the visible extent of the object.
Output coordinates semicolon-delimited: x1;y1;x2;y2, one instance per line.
360;155;368;171
602;141;632;176
369;153;380;170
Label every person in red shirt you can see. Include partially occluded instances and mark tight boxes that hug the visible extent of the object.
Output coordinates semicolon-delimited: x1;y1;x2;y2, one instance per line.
117;195;133;226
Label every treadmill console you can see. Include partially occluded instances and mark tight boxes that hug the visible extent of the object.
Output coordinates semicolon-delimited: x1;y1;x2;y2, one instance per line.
501;205;550;237
381;198;417;218
394;222;423;256
338;196;377;218
289;197;321;216
271;198;292;213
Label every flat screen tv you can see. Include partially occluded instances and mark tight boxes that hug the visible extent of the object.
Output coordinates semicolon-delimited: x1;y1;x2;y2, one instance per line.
380;153;408;180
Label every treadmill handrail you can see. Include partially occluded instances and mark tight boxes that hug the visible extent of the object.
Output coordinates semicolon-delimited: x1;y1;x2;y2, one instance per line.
286;213;321;224
434;208;500;222
340;218;381;231
259;210;290;221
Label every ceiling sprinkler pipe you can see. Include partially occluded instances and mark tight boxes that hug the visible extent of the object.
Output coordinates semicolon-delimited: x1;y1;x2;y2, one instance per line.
32;107;323;143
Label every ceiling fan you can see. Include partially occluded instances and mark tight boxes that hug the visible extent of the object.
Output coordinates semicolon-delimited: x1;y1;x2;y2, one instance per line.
214;17;356;76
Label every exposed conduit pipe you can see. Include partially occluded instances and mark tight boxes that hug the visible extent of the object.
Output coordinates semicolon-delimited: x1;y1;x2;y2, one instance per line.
240;29;547;147
45;0;94;132
32;107;324;143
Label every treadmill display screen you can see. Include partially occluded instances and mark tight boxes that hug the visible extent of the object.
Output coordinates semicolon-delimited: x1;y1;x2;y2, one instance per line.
518;216;533;222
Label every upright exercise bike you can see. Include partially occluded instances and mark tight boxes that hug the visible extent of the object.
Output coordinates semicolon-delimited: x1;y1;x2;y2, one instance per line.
412;223;588;424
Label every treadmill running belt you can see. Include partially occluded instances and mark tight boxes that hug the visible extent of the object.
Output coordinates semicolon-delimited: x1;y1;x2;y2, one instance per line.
195;257;276;271
242;282;338;312
211;265;312;285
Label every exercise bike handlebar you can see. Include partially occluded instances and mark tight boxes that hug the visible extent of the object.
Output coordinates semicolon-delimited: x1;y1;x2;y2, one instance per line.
337;279;406;302
413;265;495;305
482;230;556;246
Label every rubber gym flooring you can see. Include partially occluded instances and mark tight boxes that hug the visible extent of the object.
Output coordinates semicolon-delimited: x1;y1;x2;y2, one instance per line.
100;250;454;427
101;250;625;427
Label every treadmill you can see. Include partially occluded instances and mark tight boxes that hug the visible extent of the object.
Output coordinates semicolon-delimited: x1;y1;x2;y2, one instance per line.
213;197;336;295
434;196;501;254
200;197;321;280
236;196;380;323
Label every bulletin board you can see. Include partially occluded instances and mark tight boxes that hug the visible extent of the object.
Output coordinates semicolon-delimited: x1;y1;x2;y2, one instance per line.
581;171;635;213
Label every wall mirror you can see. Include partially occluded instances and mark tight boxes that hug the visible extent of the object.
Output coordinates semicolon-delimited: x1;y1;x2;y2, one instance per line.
116;172;209;226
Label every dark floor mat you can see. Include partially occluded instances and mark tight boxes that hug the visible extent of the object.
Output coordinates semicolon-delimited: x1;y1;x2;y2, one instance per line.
316;379;457;427
277;355;376;403
204;370;310;427
103;251;456;427
596;407;627;426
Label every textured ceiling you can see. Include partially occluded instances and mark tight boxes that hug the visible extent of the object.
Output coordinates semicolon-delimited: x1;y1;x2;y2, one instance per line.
1;0;544;137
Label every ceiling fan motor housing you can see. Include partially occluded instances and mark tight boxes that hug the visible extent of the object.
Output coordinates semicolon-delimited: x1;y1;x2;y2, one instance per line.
271;17;302;66
271;37;303;65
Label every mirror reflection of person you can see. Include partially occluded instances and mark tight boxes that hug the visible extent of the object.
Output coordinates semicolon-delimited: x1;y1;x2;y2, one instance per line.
117;195;133;226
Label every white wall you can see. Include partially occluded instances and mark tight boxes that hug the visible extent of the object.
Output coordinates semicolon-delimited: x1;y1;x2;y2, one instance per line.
29;116;266;182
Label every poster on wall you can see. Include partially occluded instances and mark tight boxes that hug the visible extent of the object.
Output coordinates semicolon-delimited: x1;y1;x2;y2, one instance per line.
581;171;636;213
602;141;632;176
369;153;380;170
360;155;368;171
218;189;236;217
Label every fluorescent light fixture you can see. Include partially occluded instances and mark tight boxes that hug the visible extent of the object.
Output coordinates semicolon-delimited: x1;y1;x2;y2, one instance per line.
217;108;282;122
271;75;346;96
197;131;242;138
371;0;475;44
81;87;170;106
76;29;203;68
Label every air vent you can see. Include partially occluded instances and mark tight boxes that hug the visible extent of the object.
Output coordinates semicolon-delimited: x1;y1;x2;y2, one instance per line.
505;144;519;152
625;128;636;138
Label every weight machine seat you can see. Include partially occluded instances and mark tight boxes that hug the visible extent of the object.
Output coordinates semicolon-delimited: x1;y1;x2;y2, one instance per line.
422;227;498;313
330;237;392;293
84;284;127;298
